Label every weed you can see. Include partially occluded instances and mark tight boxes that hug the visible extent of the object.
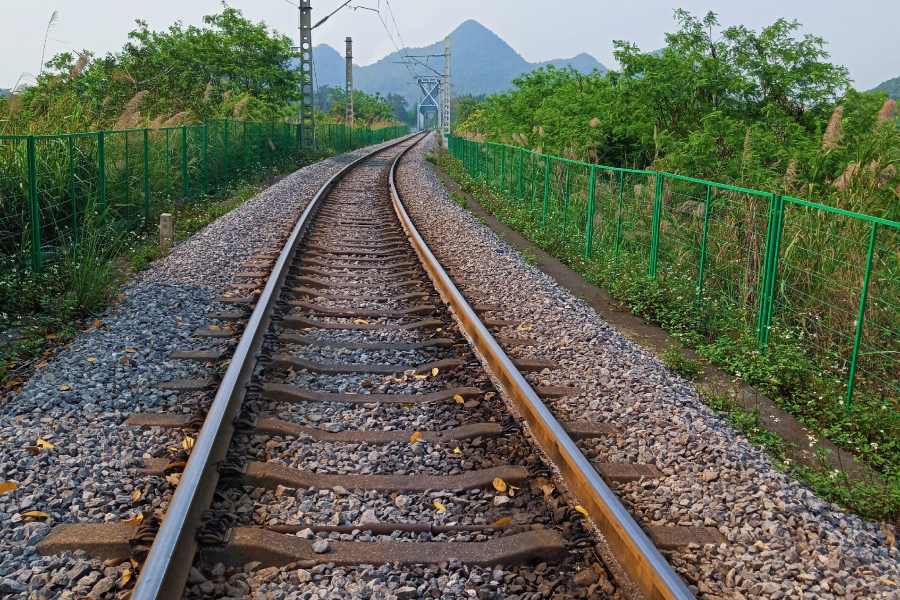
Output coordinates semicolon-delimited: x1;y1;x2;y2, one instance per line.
662;346;703;381
520;247;539;266
61;208;124;315
449;190;468;209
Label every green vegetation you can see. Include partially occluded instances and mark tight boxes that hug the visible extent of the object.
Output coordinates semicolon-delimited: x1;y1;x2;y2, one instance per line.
441;149;900;524
317;88;402;128
662;346;703;381
457;11;899;220
0;8;306;135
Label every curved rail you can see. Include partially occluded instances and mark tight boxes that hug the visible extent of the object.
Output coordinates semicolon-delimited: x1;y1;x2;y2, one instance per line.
388;140;694;600
131;134;420;600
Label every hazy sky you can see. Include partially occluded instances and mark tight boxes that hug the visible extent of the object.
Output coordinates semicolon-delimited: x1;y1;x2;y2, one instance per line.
1;0;897;91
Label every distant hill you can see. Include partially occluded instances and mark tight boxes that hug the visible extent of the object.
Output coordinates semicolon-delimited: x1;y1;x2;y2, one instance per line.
870;76;900;100
308;20;607;106
0;89;10;98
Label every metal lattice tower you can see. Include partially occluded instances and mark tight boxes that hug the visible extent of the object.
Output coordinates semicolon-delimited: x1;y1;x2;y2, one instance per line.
345;37;354;127
441;36;451;141
417;77;440;131
298;0;315;150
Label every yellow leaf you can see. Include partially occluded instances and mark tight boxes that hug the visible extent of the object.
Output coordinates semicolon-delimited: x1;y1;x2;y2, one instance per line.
92;319;103;329
125;348;136;354
164;461;187;471
484;392;496;400
222;359;231;365
36;360;48;369
453;394;464;404
59;385;72;391
0;482;18;496
165;474;182;486
433;501;446;513
410;432;422;444
882;579;898;587
132;490;141;501
182;437;195;451
493;478;508;492
575;505;589;518
453;447;461;454
173;302;181;309
36;439;55;449
517;326;532;331
431;367;439;376
117;294;125;302
21;511;49;519
400;403;415;409
353;319;369;325
208;325;221;331
122;358;130;364
86;357;97;362
436;328;442;332
490;517;513;528
121;514;143;525
413;374;428;380
24;446;40;455
121;569;133;586
104;557;128;567
223;326;234;331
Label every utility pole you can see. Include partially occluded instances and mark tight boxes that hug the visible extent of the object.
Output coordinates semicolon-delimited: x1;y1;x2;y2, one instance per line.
345;37;354;127
298;0;315;150
441;36;451;144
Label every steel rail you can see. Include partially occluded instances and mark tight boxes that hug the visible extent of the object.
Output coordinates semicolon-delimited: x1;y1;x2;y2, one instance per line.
389;140;695;600
131;133;419;600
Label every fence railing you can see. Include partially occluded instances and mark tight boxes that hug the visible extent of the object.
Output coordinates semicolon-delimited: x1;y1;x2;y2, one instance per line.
0;121;408;275
449;135;900;415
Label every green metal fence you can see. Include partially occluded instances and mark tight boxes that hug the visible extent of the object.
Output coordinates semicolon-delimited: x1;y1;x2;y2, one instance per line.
449;135;900;415
0;121;407;277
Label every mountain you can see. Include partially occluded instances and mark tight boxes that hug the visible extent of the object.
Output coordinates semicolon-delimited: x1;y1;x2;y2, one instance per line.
308;20;607;106
870;76;900;100
0;89;10;98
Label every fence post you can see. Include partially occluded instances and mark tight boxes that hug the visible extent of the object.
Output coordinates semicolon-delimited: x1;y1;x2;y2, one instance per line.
26;136;42;273
613;170;624;273
143;128;151;222
562;163;570;237
181;126;188;200
542;156;550;228
98;132;106;218
649;173;663;279
517;148;523;201
695;184;713;311
585;166;596;259
224;119;229;188
756;194;785;348
846;221;878;407
68;136;77;245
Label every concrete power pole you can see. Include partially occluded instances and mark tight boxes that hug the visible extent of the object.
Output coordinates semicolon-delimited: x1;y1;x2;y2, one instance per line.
298;0;315;150
441;36;451;144
345;37;354;127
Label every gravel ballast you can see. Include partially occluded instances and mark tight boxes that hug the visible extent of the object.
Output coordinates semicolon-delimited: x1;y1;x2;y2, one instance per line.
396;135;900;600
0;138;409;600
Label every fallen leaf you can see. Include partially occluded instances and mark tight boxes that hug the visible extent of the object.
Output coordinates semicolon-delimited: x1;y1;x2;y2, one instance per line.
410;432;422;444
490;517;513;528
222;359;231;365
517;326;533;331
485;392;496;400
540;484;555;497
164;461;187;471
881;578;897;587
21;511;49;519
117;294;125;302
453;447;461;454
882;524;896;548
132;490;141;501
353;319;369;325
413;374;428;380
125;349;136;354
223;326;234;331
36;360;48;369
36;439;55;449
173;303;180;309
0;482;17;496
574;505;589;518
400;403;415;409
431;367;439;377
59;385;72;392
121;569;133;586
493;478;508;493
208;325;221;331
165;474;182;486
45;334;57;340
92;319;102;329
436;328;442;332
105;557;128;567
23;446;41;455
122;358;130;364
433;501;447;513
360;379;372;388
182;437;195;451
453;395;464;404
86;357;97;362
121;514;143;525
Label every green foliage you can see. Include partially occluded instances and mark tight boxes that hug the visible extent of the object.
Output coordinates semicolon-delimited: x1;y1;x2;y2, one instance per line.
0;7;303;134
456;11;900;218
61;209;125;315
870;76;900;101
452;95;485;129
323;89;399;127
662;346;703;381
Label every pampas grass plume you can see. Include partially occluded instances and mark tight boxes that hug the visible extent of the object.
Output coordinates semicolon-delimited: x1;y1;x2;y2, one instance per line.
822;106;843;150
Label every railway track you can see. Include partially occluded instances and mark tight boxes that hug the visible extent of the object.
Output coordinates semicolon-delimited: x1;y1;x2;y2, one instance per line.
34;134;694;600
